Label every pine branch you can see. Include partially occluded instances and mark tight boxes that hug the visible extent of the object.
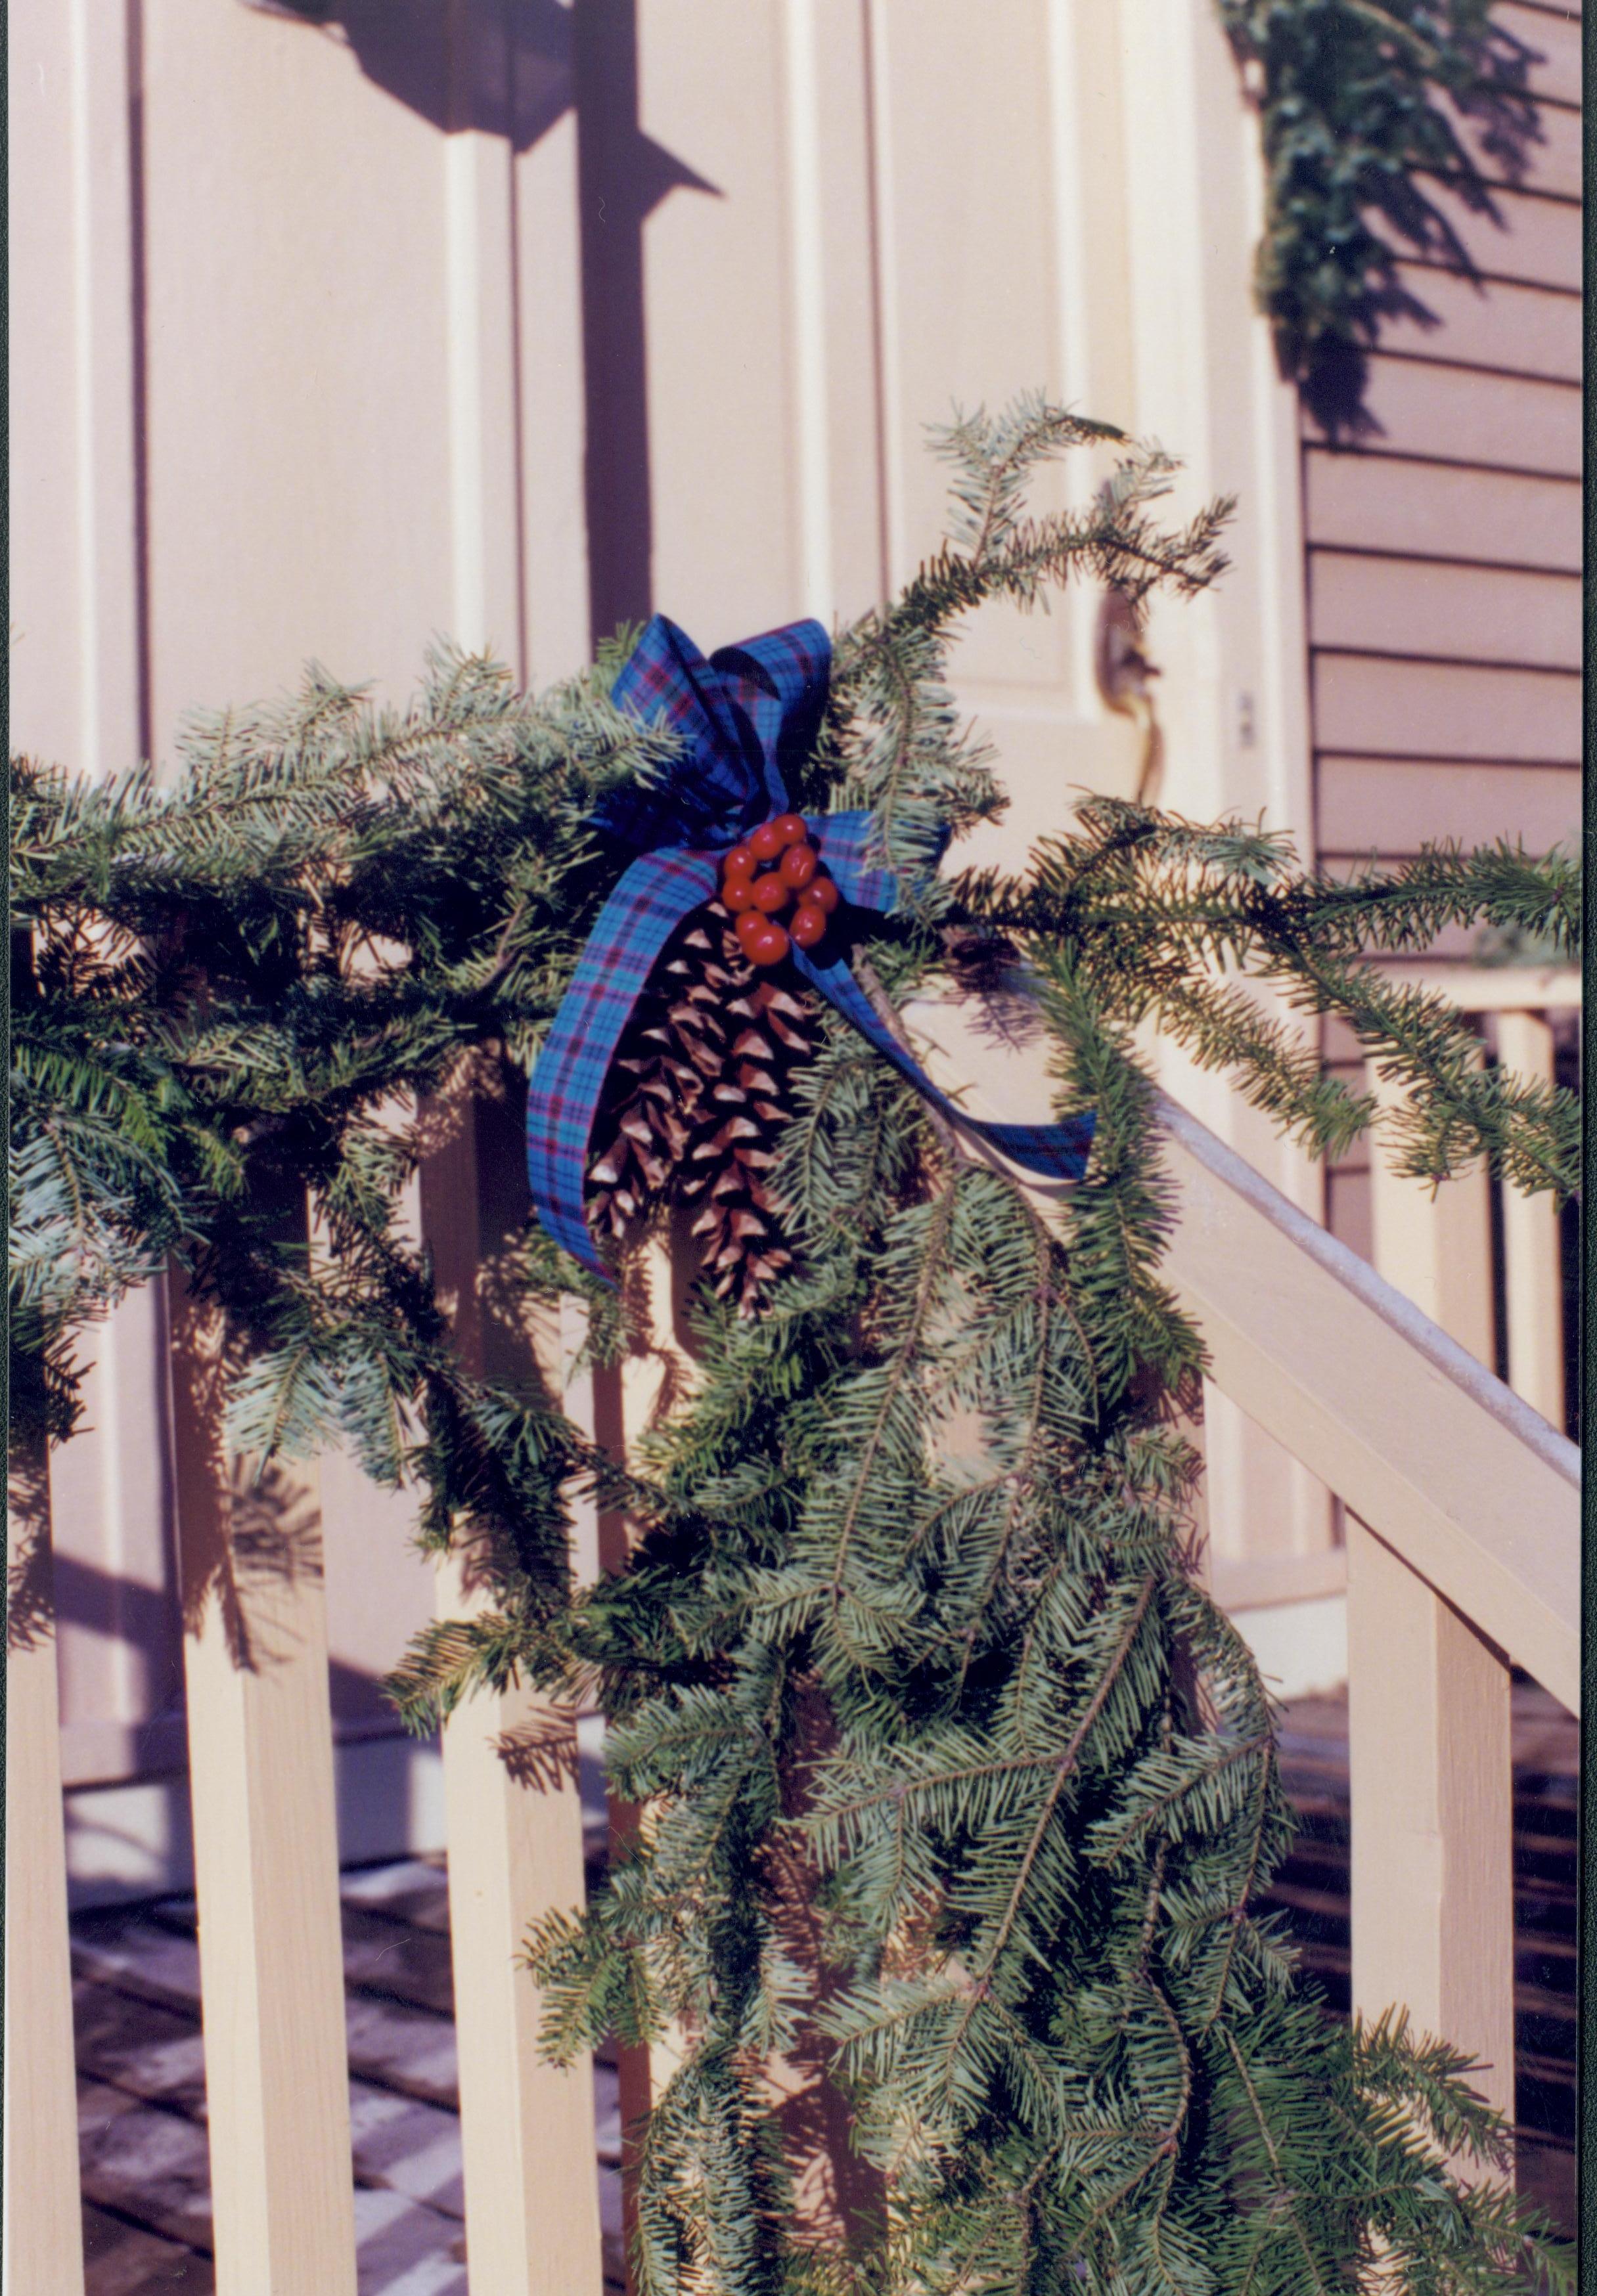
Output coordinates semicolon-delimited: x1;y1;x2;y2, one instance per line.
12;394;1574;2295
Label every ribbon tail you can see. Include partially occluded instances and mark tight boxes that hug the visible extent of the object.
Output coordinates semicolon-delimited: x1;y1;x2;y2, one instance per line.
807;812;905;917
526;849;721;1275
791;949;1097;1185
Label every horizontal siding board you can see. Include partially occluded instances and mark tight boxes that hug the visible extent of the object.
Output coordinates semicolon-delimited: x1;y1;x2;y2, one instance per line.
1406;181;1580;292
1316;755;1581;855
1303;454;1579;571
1518;100;1581;196
1443;91;1582;199
1380;267;1579;384
1305;360;1579;477
1309;556;1579;671
1498;3;1582;106
1313;655;1579;763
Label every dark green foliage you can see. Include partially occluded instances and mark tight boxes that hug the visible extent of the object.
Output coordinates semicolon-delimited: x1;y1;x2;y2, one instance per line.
953;811;1581;1199
11;399;1575;2293
1215;1;1541;431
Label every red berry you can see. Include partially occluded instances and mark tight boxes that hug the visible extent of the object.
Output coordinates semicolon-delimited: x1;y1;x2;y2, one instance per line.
772;812;807;848
790;901;827;950
736;909;767;950
746;921;790;967
778;842;818;891
752;873;790;915
750;820;784;863
724;844;755;877
723;874;758;913
804;873;840;916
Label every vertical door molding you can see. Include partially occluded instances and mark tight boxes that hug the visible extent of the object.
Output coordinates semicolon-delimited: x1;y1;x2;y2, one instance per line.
1118;0;1332;1577
445;3;524;670
66;0;146;778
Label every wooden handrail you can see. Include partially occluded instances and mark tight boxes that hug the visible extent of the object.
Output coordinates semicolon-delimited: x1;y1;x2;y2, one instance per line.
900;995;1581;1716
1151;1091;1579;1715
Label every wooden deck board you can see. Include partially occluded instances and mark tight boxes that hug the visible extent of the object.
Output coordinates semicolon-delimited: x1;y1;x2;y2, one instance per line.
72;1858;626;2294
1260;1679;1576;2237
81;2201;214;2296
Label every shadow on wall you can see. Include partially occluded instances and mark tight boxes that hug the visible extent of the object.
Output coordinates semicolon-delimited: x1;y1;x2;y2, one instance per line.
51;1544;411;1741
236;0;721;643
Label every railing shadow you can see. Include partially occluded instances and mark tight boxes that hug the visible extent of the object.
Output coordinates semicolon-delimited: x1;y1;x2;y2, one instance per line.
7;1438;59;1653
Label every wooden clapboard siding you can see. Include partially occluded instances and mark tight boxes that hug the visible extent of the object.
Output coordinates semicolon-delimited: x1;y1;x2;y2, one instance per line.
1313;655;1579;762
1303;21;1581;1294
1379;265;1579;384
1309;556;1579;669
1498;0;1582;104
1305;357;1580;477
1405;179;1580;292
1470;101;1580;197
1303;50;1581;841
1317;758;1580;856
1304;455;1579;571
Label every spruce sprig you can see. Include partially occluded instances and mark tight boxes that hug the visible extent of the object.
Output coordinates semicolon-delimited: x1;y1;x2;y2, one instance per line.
1216;0;1542;431
10;398;1575;2293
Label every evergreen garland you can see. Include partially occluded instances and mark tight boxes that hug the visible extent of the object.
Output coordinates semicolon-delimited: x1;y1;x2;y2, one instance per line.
11;401;1577;2293
1215;0;1542;431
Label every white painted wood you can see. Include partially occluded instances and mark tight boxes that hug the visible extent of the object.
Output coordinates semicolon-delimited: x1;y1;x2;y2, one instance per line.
1495;1011;1566;1431
1116;0;1334;1581
63;0;143;774
1210;1545;1347;1613
1361;1067;1515;2153
51;1283;186;1798
1368;1071;1496;1375
444;106;521;671
434;1553;604;2296
419;1082;604;2296
1347;1520;1516;2132
1154;1089;1576;1714
166;1275;357;2296
512;65;591;688
138;0;459;748
587;1237;696;2283
3;1442;87;2296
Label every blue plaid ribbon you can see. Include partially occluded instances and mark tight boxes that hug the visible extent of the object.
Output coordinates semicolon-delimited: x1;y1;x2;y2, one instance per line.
526;614;1096;1276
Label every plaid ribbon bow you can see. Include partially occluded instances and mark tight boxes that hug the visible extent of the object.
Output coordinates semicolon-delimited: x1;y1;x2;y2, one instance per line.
525;614;1096;1277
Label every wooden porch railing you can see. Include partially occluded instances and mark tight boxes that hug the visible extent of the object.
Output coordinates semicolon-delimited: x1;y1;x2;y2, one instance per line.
5;994;1579;2292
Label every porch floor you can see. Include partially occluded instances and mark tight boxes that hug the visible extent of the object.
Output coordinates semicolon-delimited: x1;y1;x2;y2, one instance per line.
71;1680;1576;2292
1256;1677;1577;2236
73;1848;624;2295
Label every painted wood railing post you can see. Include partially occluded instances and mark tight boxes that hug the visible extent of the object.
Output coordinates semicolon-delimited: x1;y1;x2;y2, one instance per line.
166;1271;358;2293
588;1235;694;2288
3;1436;87;2296
1345;1526;1515;2127
1364;1069;1496;1373
1356;1072;1516;2145
1495;1011;1565;1432
421;1073;604;2296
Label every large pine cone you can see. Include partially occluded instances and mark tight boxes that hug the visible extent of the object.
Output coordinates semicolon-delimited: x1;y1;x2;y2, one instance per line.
585;902;817;1314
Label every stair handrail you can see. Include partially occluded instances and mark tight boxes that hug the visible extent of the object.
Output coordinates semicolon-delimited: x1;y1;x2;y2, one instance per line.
901;993;1581;1717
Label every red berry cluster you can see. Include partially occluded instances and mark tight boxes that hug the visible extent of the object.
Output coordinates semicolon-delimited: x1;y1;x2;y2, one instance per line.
719;813;840;967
